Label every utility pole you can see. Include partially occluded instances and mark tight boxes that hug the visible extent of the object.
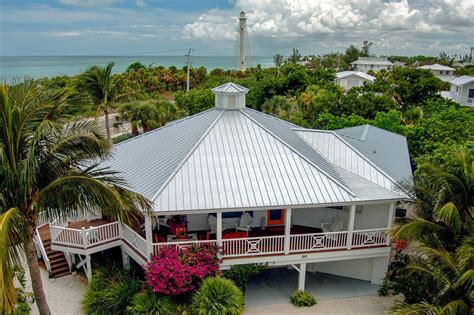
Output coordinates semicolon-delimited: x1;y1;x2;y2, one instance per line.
238;10;248;72
185;48;193;93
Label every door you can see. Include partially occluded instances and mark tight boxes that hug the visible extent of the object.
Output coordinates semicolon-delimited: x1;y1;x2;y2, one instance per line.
267;209;284;225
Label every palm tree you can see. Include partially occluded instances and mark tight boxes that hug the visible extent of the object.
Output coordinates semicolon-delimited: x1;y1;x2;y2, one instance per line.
391;237;473;314
81;62;139;140
0;80;150;314
273;54;284;76
394;147;473;251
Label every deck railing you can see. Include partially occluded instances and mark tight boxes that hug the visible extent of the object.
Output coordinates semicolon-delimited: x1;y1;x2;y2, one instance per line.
222;235;285;257
290;231;348;253
122;224;148;258
51;222;120;249
152;240;218;256
351;228;388;248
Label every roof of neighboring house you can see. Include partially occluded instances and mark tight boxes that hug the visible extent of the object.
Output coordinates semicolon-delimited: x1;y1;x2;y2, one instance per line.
102;83;411;212
450;75;474;86
351;58;393;66
335;71;376;81
418;63;455;71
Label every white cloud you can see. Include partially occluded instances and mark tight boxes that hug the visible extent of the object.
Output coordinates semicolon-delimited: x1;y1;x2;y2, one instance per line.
135;0;146;7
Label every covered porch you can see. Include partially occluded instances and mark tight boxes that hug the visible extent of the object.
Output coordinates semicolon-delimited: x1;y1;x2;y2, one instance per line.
149;202;395;260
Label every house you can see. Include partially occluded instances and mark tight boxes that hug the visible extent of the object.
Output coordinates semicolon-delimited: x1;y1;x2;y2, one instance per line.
34;82;412;291
335;71;376;90
351;57;394;73
417;63;455;82
441;75;474;106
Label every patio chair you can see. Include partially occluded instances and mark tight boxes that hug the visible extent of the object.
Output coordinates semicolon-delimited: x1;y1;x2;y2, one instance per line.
208;215;227;234
236;212;253;234
321;216;344;233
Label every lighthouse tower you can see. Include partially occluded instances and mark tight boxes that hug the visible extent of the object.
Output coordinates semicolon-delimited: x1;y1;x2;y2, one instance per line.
238;10;248;72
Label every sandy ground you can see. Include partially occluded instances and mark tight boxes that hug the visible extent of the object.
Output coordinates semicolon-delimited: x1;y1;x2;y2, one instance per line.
21;261;86;315
245;295;397;315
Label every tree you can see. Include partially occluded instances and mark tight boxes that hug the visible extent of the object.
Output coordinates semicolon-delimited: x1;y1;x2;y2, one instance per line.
0;80;150;314
174;89;213;115
344;44;361;65
361;40;373;57
273;54;284;76
81;62;139;140
288;48;302;64
126;61;145;72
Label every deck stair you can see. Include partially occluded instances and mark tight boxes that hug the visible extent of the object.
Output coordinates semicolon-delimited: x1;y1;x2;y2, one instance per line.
38;225;71;278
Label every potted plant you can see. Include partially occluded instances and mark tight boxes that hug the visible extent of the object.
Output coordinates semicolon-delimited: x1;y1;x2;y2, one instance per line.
177;229;187;240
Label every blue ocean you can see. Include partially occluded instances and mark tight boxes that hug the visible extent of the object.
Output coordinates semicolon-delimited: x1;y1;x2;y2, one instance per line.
0;55;274;82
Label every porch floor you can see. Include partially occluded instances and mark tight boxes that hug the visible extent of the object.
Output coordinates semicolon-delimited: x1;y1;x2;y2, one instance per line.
245;268;380;307
67;219;112;229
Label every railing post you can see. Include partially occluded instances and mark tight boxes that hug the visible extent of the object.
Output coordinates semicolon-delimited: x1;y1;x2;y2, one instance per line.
386;202;395;246
346;204;356;249
81;227;87;249
145;213;153;261
284;208;292;254
216;212;222;248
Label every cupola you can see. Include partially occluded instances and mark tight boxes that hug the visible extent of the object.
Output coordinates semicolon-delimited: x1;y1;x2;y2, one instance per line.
211;82;249;109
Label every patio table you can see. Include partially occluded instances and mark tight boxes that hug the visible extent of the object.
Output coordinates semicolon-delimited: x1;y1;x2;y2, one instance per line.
167;233;198;242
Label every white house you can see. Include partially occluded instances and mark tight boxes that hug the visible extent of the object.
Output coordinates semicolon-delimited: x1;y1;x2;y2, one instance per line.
418;63;455;82
351;57;394;73
441;75;474;106
335;71;376;90
34;82;412;291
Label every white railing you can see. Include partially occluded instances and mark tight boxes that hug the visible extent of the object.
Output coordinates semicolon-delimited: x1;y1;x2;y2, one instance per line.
51;222;120;249
222;235;285;257
290;231;348;253
34;231;51;271
152;240;218;256
122;224;147;258
351;228;389;248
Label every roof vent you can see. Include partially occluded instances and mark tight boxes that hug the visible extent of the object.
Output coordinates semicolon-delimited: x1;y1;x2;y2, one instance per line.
211;82;249;109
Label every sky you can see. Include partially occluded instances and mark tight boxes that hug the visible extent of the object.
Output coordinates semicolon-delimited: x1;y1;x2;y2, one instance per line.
1;0;473;57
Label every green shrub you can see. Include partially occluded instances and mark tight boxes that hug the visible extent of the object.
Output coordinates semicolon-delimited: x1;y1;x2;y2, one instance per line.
82;266;142;315
223;264;266;293
290;290;317;307
378;276;390;297
127;289;175;315
191;277;244;315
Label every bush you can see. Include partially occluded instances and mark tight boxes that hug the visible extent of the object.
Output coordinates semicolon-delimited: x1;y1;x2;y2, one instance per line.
82;266;142;315
290;290;317;307
223;264;266;293
127;289;175;315
145;244;219;296
191;277;244;315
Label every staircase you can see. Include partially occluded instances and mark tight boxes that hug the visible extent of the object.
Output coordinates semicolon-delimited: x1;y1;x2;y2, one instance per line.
38;225;71;278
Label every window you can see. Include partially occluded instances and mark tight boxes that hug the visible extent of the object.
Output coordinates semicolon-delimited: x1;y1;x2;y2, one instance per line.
468;89;474;99
267;209;284;225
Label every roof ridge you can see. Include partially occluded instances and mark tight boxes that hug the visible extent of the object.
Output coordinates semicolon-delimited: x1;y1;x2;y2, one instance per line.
150;109;225;202
337;124;406;140
240;109;355;197
112;108;219;147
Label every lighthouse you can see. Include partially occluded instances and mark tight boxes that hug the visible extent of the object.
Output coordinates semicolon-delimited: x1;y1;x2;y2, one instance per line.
238;10;248;72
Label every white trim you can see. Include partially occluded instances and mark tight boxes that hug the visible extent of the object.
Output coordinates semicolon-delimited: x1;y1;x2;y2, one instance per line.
217;212;223;247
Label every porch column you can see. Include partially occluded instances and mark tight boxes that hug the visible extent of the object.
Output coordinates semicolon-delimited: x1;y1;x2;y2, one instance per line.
284;208;292;255
346;204;356;249
121;246;131;270
216;212;223;247
298;262;307;291
386;202;396;246
85;255;92;281
144;213;153;260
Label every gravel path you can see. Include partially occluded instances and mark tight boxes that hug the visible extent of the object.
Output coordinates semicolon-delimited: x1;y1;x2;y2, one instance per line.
245;295;397;315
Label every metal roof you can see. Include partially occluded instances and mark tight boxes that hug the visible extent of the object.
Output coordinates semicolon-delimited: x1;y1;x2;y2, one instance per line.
450;75;474;86
335;71;376;81
154;110;354;212
335;125;412;185
101;109;221;199
418;63;455;71
351;58;393;66
212;82;249;94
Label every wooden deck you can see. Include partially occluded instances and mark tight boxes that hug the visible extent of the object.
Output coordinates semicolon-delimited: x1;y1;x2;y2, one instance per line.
67;219;112;229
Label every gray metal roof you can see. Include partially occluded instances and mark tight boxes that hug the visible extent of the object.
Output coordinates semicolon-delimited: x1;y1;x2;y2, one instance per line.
154;110;354;212
335;71;375;81
212;82;249;93
450;75;474;86
101;109;221;199
335;125;412;185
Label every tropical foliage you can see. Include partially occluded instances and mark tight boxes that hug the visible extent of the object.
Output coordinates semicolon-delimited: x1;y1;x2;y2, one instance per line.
191;277;244;315
0;80;150;314
290;290;317;307
223;264;266;293
127;289;175;315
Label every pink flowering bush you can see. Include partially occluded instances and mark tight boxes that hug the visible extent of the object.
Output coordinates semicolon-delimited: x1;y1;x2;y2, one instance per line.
144;244;220;296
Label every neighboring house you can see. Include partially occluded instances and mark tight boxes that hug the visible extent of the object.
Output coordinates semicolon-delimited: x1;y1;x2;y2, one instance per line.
418;63;455;82
351;57;394;73
393;61;406;68
335;71;376;90
34;82;413;291
441;75;474;106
